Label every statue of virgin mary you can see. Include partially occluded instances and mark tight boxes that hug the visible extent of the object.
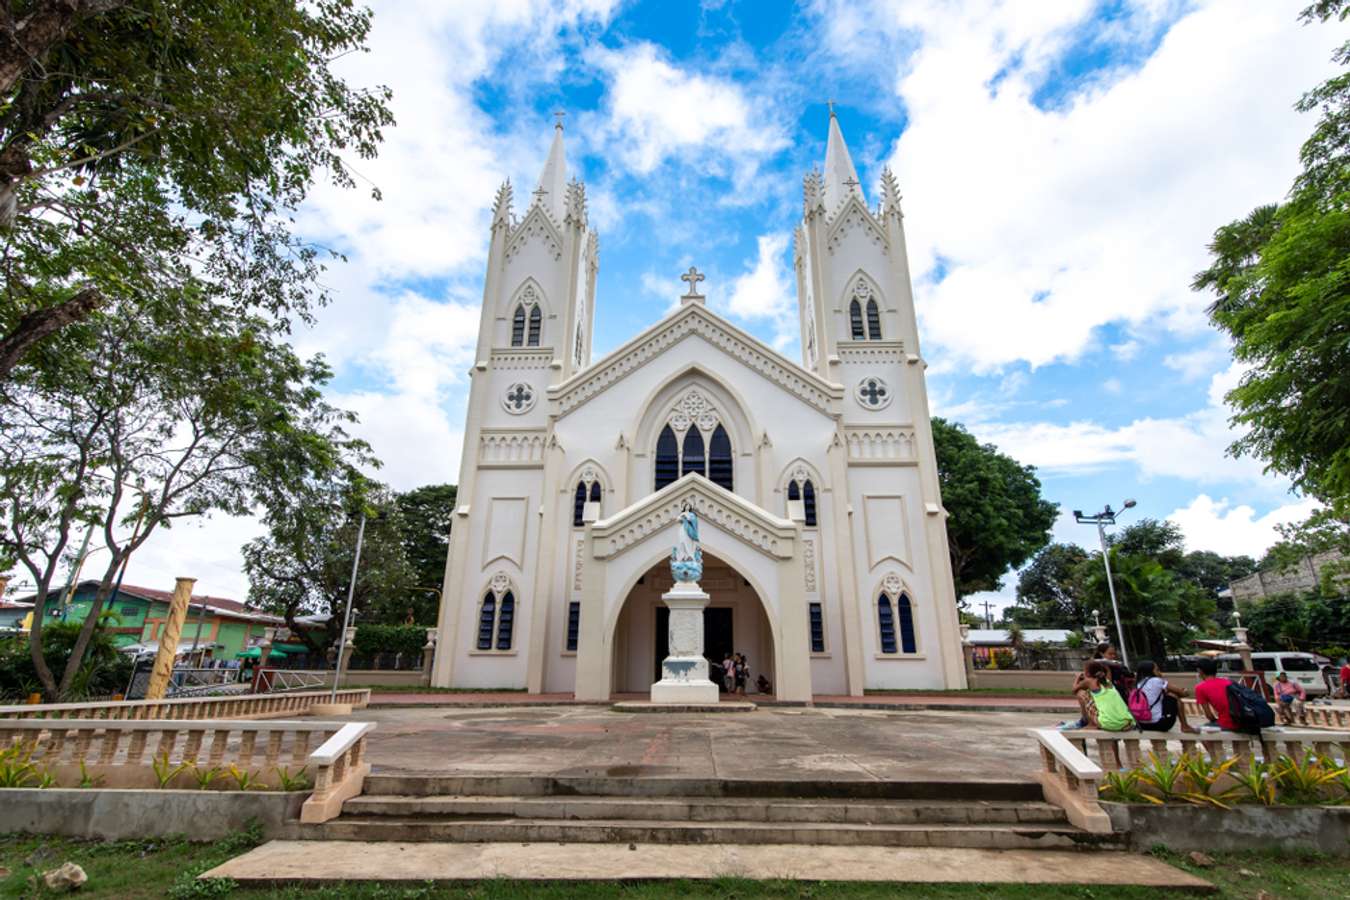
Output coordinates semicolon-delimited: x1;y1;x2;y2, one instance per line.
669;507;703;584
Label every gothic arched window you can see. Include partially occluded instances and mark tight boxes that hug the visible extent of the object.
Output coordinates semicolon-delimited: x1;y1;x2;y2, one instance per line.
866;298;882;340
527;306;542;346
496;591;515;650
897;593;916;654
572;482;588;527
708;425;733;491
877;577;918;655
477;575;518;652
511;306;527;347
681;428;705;479
877;594;897;654
849;299;865;340
655;425;679;490
786;470;818;527
476;592;496;650
802;479;817;526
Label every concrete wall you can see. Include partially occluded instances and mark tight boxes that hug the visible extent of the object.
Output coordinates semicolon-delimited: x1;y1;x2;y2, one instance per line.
3;789;305;840
1105;802;1350;856
967;670;1202;691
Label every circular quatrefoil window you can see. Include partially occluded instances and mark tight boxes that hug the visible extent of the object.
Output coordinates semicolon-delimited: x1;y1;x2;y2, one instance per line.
502;382;537;414
856;376;892;410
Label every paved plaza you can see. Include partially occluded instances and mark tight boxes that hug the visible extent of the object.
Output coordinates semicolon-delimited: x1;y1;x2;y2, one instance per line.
352;704;1055;783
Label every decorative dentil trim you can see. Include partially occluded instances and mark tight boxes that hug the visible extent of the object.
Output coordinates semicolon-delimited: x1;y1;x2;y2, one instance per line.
479;428;547;466
844;425;918;464
837;341;905;364
490;348;554;369
549;305;842;417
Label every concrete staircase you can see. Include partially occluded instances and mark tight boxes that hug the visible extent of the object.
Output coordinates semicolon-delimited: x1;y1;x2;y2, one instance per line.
297;774;1123;851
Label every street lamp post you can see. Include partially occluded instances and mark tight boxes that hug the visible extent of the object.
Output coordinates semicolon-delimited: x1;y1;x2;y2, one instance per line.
1074;500;1137;669
330;512;367;703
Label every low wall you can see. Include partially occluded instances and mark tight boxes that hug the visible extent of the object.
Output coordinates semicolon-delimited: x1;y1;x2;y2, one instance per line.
969;670;1201;691
2;788;306;840
299;669;424;688
1105;802;1350;856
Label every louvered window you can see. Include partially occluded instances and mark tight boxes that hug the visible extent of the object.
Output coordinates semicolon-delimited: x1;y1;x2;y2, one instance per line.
477;594;496;650
849;300;865;340
897;594;916;654
809;602;825;653
802;480;817;526
566;601;581;652
655;425;679;490
878;594;897;654
511;307;526;346
681;428;705;478
866;299;882;339
573;482;588;527
708;425;733;491
496;592;515;650
527;306;542;346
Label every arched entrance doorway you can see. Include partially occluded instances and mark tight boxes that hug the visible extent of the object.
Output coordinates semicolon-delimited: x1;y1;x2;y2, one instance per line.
611;553;775;696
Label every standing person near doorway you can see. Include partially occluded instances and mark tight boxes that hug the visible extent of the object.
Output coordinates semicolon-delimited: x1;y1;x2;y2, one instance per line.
722;653;736;693
735;652;749;695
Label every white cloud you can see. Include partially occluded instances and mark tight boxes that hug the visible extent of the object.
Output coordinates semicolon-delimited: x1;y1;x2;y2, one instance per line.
723;234;796;349
1110;339;1141;362
588;42;788;178
1102;377;1122;395
822;0;1339;371
121;515;267;602
1167;494;1320;559
1163;342;1229;382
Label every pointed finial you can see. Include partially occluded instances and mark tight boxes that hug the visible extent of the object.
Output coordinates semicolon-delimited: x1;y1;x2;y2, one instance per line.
827;98;836;118
553;109;565;130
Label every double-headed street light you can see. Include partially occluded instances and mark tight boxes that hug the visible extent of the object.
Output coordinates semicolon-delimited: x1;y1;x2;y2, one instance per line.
1073;500;1137;669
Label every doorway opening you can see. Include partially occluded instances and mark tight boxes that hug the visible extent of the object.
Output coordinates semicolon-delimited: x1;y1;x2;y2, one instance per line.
654;606;734;684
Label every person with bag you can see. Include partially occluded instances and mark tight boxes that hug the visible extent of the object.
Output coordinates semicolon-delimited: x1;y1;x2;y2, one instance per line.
1128;660;1196;733
1193;657;1236;730
1271;672;1307;726
1063;661;1136;732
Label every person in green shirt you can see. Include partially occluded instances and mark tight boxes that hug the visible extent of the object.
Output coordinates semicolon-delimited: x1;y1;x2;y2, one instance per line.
1069;661;1137;732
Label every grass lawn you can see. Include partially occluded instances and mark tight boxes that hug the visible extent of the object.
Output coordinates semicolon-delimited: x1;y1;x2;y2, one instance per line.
3;832;1348;899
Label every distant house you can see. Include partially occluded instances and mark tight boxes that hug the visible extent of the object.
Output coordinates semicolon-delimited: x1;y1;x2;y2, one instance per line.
0;600;32;634
966;628;1080;668
14;581;282;659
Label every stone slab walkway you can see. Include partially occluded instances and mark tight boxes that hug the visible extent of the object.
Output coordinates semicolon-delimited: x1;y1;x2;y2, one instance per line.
203;841;1213;890
367;691;1078;713
349;705;1065;783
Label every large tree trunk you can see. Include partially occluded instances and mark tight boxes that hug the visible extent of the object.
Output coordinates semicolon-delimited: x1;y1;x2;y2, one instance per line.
0;1;126;96
0;286;102;381
26;582;60;700
56;558;120;698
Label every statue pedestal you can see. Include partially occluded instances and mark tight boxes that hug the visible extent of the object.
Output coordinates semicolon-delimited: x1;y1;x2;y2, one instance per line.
650;581;719;704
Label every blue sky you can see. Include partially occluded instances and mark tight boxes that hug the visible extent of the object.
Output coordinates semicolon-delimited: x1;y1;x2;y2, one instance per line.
125;0;1337;616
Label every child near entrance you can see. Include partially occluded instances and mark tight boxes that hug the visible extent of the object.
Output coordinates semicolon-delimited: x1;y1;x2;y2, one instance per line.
721;653;735;693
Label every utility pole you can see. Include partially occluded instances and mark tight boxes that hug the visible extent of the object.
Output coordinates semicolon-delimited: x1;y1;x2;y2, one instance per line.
981;600;994;629
331;512;367;703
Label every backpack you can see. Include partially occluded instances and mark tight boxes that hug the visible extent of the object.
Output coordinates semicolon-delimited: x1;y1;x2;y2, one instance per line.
1127;678;1155;723
1226;682;1276;734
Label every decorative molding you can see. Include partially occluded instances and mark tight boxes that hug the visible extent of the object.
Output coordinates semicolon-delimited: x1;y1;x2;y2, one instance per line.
837;340;905;364
825;197;888;255
803;538;817;593
590;474;796;561
844;426;918;464
550;305;842;417
479;428;547;466
573;538;584;592
504;205;563;262
502;382;537;415
856;376;893;411
490;348;554;370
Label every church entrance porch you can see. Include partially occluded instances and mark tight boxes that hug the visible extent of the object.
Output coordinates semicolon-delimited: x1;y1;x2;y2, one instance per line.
613;555;774;696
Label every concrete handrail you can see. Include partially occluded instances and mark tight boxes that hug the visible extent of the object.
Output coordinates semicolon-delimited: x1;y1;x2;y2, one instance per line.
1029;728;1111;834
1181;697;1350;730
1059;726;1350;772
301;721;375;823
0;688;371;721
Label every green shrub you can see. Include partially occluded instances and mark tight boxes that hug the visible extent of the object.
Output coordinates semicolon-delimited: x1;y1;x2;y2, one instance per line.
0;618;135;701
351;623;425;658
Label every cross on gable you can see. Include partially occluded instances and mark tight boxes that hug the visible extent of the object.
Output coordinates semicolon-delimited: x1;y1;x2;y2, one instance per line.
553;110;565;129
843;177;860;190
532;187;548;203
680;266;705;298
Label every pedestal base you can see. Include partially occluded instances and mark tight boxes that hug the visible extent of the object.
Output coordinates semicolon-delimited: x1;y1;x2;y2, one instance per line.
649;581;720;705
650;678;720;704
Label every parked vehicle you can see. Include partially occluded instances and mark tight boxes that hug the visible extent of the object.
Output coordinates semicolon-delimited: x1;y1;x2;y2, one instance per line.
1218;651;1331;696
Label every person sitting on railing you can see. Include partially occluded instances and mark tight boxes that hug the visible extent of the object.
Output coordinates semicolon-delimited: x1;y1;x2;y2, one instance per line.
1271;672;1307;726
1058;661;1136;732
1193;657;1237;731
1130;660;1197;734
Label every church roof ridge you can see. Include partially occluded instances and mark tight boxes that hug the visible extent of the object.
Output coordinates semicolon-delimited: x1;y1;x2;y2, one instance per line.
547;301;844;418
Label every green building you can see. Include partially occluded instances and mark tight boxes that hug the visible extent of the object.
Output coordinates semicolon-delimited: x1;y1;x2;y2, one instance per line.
21;581;282;659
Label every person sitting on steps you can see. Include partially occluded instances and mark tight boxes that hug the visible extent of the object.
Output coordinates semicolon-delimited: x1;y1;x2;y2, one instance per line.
1059;661;1136;732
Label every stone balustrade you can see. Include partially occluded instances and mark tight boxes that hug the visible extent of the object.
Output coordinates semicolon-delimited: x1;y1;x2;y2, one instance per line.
299;721;375;823
1031;726;1350;834
1;717;374;823
1180;698;1350;730
0;689;370;721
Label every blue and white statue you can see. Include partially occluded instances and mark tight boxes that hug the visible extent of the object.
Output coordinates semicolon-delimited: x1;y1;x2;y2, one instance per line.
669;507;703;584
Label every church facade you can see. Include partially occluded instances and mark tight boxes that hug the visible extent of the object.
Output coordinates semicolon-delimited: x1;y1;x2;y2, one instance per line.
431;113;967;701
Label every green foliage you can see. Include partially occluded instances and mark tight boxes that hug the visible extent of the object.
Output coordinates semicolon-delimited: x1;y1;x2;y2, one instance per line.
245;472;417;649
190;765;223;791
1230;758;1279;807
0;621;132;702
1193;5;1350;512
273;765;311;792
353;624;427;659
0;0;393;382
1135;752;1193;804
1273;753;1346;805
0;742;37;788
1099;769;1157;804
77;759;104;789
932;418;1057;600
226;764;261;791
1259;509;1350;593
151;753;192;789
1239;589;1350;653
1011;543;1089;628
1178;753;1243;808
396;483;458;624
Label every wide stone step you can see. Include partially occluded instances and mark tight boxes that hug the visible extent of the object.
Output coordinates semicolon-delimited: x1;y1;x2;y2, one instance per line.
342;794;1067;826
362;773;1044;802
308;816;1121;850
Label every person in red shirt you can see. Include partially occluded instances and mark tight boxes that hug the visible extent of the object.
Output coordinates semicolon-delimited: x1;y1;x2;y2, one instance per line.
1338;659;1350;699
1193;657;1236;731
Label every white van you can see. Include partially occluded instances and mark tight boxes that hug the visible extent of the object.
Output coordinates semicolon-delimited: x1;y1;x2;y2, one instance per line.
1218;651;1331;696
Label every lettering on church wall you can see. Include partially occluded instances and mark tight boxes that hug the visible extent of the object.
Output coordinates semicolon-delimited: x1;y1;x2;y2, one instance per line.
483;497;529;568
863;495;913;571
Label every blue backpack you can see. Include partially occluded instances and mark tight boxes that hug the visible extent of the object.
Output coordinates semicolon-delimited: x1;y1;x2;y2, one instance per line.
1226;682;1275;734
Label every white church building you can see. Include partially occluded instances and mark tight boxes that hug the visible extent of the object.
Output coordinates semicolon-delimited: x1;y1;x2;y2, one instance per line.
432;112;967;701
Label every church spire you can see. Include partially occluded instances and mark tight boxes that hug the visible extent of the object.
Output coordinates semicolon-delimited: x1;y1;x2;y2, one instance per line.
821;105;863;213
532;116;568;224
